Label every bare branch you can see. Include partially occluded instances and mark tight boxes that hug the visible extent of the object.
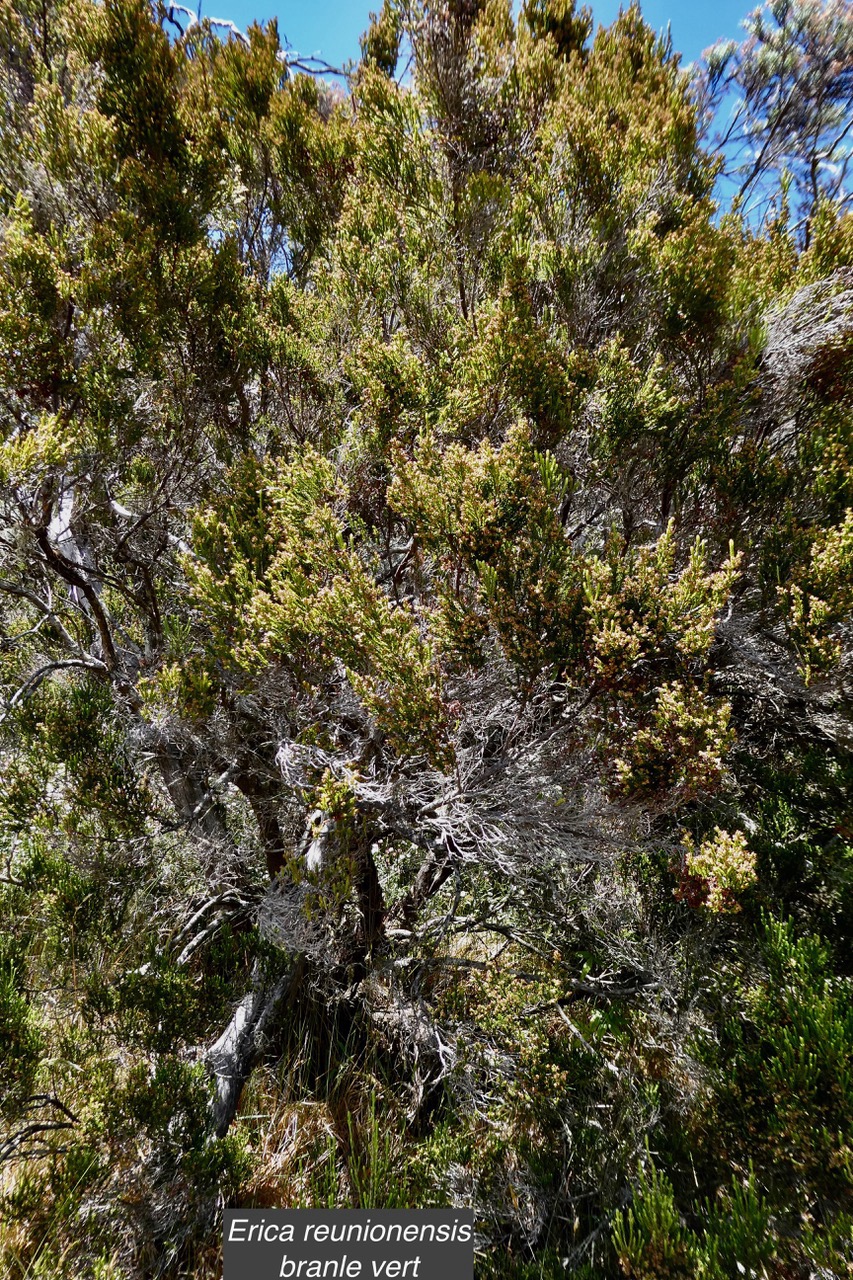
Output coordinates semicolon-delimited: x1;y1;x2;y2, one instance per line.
0;657;109;727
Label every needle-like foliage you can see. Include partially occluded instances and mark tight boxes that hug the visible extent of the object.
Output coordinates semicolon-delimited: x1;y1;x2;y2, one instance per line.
1;0;852;1275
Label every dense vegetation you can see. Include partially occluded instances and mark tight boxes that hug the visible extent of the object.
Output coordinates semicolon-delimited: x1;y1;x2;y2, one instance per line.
1;0;852;1274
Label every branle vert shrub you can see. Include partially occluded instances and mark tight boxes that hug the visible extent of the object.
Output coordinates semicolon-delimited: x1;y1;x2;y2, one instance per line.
675;828;757;913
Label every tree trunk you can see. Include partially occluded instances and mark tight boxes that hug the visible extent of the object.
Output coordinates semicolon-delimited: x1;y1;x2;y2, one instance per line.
206;956;305;1137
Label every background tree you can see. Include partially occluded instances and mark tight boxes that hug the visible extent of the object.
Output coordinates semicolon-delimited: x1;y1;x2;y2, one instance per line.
700;0;853;240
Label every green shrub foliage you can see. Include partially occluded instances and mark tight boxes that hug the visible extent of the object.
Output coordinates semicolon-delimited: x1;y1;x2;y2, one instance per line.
1;0;852;1275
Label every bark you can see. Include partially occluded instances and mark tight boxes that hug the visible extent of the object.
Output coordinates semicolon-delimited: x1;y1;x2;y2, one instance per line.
393;841;454;929
354;842;385;952
234;768;288;879
148;736;242;875
34;525;120;672
206;956;305;1137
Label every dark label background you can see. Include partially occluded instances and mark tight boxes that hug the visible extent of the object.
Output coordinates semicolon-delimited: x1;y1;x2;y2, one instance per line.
223;1209;474;1280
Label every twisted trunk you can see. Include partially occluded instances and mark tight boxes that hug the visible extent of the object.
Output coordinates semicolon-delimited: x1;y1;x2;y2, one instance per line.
206;956;305;1137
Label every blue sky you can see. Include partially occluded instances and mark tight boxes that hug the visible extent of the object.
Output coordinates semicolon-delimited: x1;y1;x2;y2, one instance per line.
201;0;756;73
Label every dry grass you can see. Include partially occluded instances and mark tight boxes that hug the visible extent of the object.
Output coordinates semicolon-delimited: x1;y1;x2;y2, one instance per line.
235;1067;339;1208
